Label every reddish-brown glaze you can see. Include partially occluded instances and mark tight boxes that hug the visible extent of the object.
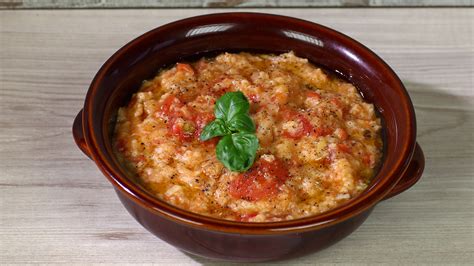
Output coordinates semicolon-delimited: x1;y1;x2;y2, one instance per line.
382;143;425;200
72;13;425;261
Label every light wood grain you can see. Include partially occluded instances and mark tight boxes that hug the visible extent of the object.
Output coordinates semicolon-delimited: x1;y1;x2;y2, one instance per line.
0;8;473;264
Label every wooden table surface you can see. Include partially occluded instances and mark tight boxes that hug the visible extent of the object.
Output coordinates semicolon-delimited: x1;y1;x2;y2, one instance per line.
1;8;473;265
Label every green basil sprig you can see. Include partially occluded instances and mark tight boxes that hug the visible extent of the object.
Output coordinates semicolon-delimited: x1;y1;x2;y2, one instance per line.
200;91;259;172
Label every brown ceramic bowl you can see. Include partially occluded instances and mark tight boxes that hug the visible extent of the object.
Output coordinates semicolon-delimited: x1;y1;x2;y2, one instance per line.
73;13;425;262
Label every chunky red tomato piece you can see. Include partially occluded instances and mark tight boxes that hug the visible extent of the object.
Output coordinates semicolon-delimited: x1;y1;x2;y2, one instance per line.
160;95;183;115
313;126;333;137
236;212;258;222
160;95;192;141
362;153;372;166
159;94;214;142
229;157;289;201
168;119;193;141
337;143;352;153
335;128;349;140
321;157;332;165
280;108;314;139
306;91;321;100
280;107;335;139
176;63;194;74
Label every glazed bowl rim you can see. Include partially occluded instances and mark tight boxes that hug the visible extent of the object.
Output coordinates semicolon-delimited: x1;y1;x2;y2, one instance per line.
82;12;416;234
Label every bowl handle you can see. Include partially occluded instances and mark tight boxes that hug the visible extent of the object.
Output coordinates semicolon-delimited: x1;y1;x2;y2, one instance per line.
383;142;425;200
72;109;92;159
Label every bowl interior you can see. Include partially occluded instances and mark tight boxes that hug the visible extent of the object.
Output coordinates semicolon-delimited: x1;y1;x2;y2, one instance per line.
85;13;415;227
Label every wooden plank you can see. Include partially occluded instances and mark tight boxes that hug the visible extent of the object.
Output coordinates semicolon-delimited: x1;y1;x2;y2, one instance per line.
0;8;473;264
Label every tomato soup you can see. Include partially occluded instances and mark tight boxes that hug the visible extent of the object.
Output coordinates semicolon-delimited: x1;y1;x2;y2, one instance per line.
113;52;383;222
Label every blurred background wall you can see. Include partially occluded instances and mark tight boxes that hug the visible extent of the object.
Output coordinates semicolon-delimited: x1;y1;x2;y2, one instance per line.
1;0;472;9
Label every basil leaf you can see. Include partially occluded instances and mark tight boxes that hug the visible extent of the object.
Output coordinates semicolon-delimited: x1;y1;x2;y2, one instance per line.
216;133;259;172
199;119;229;141
214;91;250;122
227;113;256;133
200;91;259;172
